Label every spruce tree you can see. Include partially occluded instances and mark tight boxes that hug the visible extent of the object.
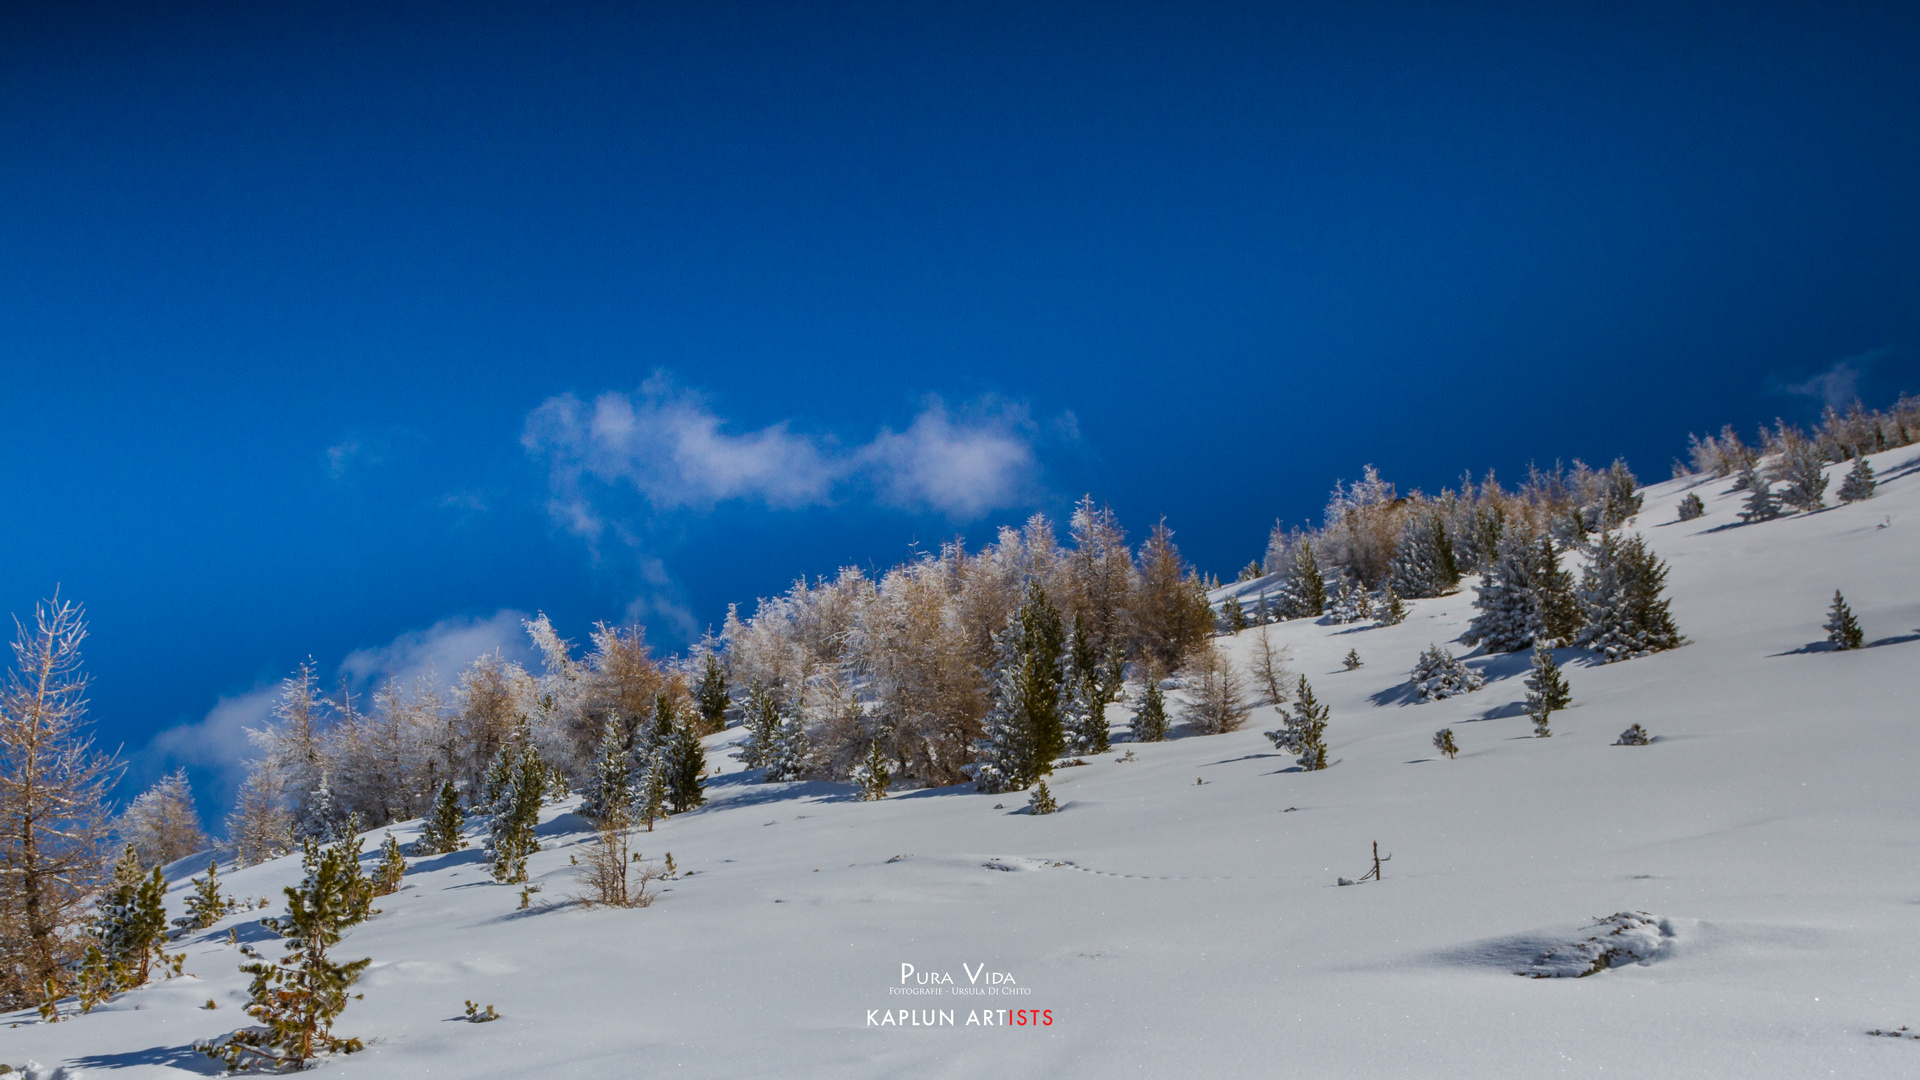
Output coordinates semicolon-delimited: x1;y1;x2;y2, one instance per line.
734;684;781;771
1376;583;1408;626
200;838;373;1070
1388;510;1459;599
1575;533;1682;662
1131;680;1169;743
1063;614;1111;755
298;773;352;845
178;860;231;932
1676;492;1705;521
77;851;176;1009
854;740;890;801
1026;780;1058;815
634;757;669;832
1523;643;1570;737
694;652;730;735
483;723;545;884
579;716;633;825
1825;590;1865;650
1409;644;1484;701
1283;540;1326;618
1343;649;1362;670
663;719;706;812
1600;458;1644;527
1264;676;1329;771
1463;530;1543;652
1221;596;1248;633
1837;457;1876;502
419;780;465;855
373;833;406;897
1739;465;1782;522
762;709;814;783
1532;537;1583;645
1432;728;1458;759
967;579;1067;793
1781;443;1829;512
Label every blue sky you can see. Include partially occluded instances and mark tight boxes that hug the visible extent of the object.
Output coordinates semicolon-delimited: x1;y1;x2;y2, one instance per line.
3;2;1917;823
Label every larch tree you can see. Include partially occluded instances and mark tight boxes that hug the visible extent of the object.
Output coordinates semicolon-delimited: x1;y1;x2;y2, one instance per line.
1130;519;1213;673
119;768;208;869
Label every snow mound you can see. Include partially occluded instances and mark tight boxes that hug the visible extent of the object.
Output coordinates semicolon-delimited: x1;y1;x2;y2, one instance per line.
1523;912;1674;978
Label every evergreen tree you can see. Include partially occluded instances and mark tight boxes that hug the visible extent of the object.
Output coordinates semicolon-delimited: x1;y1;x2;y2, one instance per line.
1523;643;1570;737
734;684;781;771
419;780;465;855
1343;649;1362;670
1676;492;1705;521
298;773;353;845
1388;510;1459;599
177;860;231;932
1283;540;1326;618
482;723;546;884
967;580;1067;793
1615;723;1651;746
1027;780;1058;815
1825;590;1865;650
1432;728;1458;759
694;651;730;735
1600;458;1644;528
1739;465;1783;522
76;849;176;1009
1264;676;1329;771
1838;457;1876;502
1463;530;1543;652
1532;536;1583;645
200;838;373;1070
1375;583;1408;626
854;740;891;801
1220;595;1248;633
373;833;406;897
762;708;814;783
1575;533;1683;662
634;756;669;832
1409;644;1484;701
1781;443;1829;512
1131;680;1169;743
1062;614;1111;755
663;718;707;813
1328;576;1369;623
579;716;635;825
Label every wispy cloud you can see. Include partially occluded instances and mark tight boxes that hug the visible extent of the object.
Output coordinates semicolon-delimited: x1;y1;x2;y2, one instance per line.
337;610;536;691
521;375;1046;543
1773;348;1888;411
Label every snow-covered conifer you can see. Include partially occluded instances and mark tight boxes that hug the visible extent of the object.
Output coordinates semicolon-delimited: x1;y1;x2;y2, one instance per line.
663;719;706;813
1180;641;1251;735
854;740;891;801
1264;675;1330;771
1825;590;1865;650
77;849;175;1009
1463;530;1543;652
1409;645;1484;701
1282;540;1326;618
1600;458;1643;528
1575;533;1682;662
373;833;406;897
1523;643;1570;737
1676;492;1705;521
1615;724;1651;746
1780;442;1829;512
418;780;464;855
1838;456;1876;502
762;707;814;783
1027;780;1058;815
1343;649;1362;671
734;685;781;771
298;773;354;845
1432;728;1458;759
579;716;635;825
1132;680;1169;743
1388;510;1459;599
1328;576;1369;624
1376;583;1408;626
1220;596;1248;633
967;580;1067;793
482;723;546;884
634;756;669;832
1063;614;1112;755
694;651;730;735
178;859;231;933
1739;465;1782;522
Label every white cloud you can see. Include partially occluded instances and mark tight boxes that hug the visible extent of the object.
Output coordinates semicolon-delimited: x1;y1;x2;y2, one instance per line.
521;375;1043;534
338;610;536;693
1778;348;1886;411
143;683;279;815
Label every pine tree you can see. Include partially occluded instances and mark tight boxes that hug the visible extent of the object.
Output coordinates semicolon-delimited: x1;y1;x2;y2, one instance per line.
854;740;891;801
1264;676;1330;771
1026;780;1058;815
373;833;406;897
1221;596;1248;633
177;860;231;932
1409;644;1484;701
1780;443;1829;512
200;838;373;1070
1523;643;1570;737
967;579;1067;793
298;773;353;845
694;651;730;735
1327;576;1369;624
482;723;545;884
1432;728;1458;759
76;849;177;1010
1343;649;1362;671
634;757;669;832
1676;492;1705;521
1388;510;1459;599
1532;537;1583;645
1600;458;1644;527
1838;457;1876;502
1284;540;1326;618
762;708;814;783
1575;532;1683;662
734;684;781;771
1615;724;1651;746
1463;530;1543;652
1825;590;1865;650
1131;680;1169;743
1376;583;1408;626
1062;614;1111;755
579;716;635;825
1739;465;1782;522
663;718;706;813
419;780;465;855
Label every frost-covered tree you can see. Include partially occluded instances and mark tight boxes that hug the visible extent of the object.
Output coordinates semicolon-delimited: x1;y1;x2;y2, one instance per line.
1739;465;1783;522
1180;641;1251;735
762;707;814;783
694;651;730;735
1264;676;1329;771
578;716;635;826
75;848;175;1010
0;594;119;1010
734;685;782;771
1387;510;1459;599
854;740;890;801
663;716;707;813
1131;680;1169;743
967;579;1067;793
1676;492;1705;521
1825;590;1865;650
1062;614;1112;755
417;781;464;855
298;772;355;845
1328;576;1370;624
1599;458;1644;528
1130;520;1213;672
1282;539;1326;618
1409;645;1484;701
1432;728;1458;759
1375;583;1408;626
372;833;406;897
1464;531;1578;652
178;859;231;933
1523;643;1570;737
1249;626;1290;706
200;838;374;1070
1027;780;1058;815
119;769;207;870
1837;456;1876;503
1575;533;1682;662
482;723;546;884
226;759;294;868
1780;442;1829;512
634;756;669;832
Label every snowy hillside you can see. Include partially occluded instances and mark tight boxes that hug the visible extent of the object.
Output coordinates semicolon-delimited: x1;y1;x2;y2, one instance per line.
12;446;1920;1079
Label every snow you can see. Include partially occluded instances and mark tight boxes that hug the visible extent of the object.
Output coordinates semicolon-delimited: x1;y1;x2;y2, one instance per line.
13;447;1920;1077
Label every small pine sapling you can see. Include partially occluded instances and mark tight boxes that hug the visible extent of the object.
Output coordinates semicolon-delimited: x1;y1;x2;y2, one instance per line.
420;780;465;855
1781;443;1829;511
1132;680;1169;743
1264;675;1330;771
373;833;406;897
854;740;891;801
1432;728;1458;759
1825;590;1865;650
636;759;669;832
178;860;232;932
1676;492;1705;521
1342;649;1362;671
1739;465;1782;522
77;857;180;1011
1523;642;1571;737
1027;781;1058;815
1376;583;1408;626
1615;724;1651;746
1221;595;1248;633
1409;644;1484;701
1837;456;1876;503
465;1000;500;1022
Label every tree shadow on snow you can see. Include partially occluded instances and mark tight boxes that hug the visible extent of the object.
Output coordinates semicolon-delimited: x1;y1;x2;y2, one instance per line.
1476;700;1528;721
1777;631;1920;656
69;1044;226;1075
406;847;487;874
1871;631;1920;648
704;779;858;810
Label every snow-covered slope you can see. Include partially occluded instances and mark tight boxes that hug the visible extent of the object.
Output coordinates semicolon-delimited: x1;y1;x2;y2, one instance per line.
14;447;1920;1079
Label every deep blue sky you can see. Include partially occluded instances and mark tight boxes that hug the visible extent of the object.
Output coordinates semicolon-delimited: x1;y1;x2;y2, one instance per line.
3;2;1917;821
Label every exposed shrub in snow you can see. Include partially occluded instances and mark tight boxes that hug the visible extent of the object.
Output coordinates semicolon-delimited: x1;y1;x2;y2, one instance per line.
1432;728;1458;759
1838;456;1876;502
1410;645;1483;701
1523;912;1672;978
1615;724;1651;746
1676;492;1705;521
1825;590;1865;650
